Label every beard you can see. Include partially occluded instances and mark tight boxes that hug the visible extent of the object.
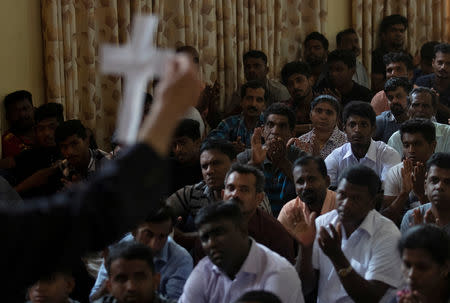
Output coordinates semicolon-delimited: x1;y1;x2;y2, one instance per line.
390;104;406;117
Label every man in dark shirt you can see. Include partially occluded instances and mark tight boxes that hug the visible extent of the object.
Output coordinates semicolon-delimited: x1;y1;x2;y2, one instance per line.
0;54;203;301
415;43;450;124
371;14;411;92
317;50;372;108
303;32;329;87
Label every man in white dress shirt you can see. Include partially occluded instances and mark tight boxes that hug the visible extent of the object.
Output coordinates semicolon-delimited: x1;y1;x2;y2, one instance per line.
325;101;401;188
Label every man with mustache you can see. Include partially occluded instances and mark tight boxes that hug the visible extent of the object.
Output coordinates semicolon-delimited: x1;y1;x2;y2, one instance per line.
374;77;412;143
278;155;336;245
209;80;266;153
325;101;401;188
303;32;329;87
299;165;404;303
387;87;450;155
336;28;369;88
382;119;436;225
280;61;315;135
415;43;450;124
400;152;450;234
179;201;304;303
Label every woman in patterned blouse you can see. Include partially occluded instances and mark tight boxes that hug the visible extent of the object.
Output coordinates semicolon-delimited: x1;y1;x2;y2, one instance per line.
288;95;347;159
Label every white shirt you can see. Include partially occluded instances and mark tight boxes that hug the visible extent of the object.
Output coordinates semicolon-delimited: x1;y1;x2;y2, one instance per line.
312;209;405;303
179;239;304;303
325;139;401;187
353;60;370;88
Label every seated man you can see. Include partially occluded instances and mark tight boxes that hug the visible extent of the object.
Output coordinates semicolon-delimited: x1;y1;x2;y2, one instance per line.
280;61;315;135
97;241;175;303
374;77;412;143
55;120;109;183
388;87;450;155
371;52;414;115
168;119;202;195
238;103;306;216
13;103;64;198
316;49;373;107
400;152;450;234
396;225;450;302
382;119;436;224
208;80;266;153
27;269;78;303
234;291;282;303
299;165;404;303
278;155;336;243
227;50;290;115
1;90;35;159
91;206;193;300
336;28;369;88
179;201;304;303
325;101;401;188
415;43;450;124
303;32;329;87
412;41;440;83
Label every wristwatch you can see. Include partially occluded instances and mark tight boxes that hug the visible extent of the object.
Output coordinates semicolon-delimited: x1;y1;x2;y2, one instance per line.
337;265;353;277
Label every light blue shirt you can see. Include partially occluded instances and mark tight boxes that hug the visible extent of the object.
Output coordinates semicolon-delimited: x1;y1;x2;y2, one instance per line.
90;234;192;300
178;239;304;303
325;139;401;188
388;122;450;156
313;210;405;303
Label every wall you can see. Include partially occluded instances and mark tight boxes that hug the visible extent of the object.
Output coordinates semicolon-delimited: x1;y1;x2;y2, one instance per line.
327;0;352;50
0;0;45;136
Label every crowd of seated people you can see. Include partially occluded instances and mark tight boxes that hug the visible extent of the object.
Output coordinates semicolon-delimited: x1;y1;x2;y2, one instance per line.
2;12;450;303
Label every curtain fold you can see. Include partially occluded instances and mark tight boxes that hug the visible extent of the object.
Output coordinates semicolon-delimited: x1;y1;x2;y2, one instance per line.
41;0;327;149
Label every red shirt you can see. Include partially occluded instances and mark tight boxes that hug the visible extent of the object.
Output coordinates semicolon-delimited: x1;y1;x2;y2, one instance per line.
1;131;33;158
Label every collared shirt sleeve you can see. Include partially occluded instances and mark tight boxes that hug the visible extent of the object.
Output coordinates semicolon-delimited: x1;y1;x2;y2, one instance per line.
325;149;340;188
380;145;401;183
384;164;402;197
161;244;193;299
387;131;403;156
178;260;209;303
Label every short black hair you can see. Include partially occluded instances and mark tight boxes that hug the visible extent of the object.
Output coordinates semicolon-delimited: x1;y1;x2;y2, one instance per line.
338;165;382;198
293;155;328;179
426;152;450;171
240;80;268;101
225;163;265;193
420;41;440;62
144;205;175;224
34;103;64;125
174;119;201;141
379;14;408;34
383;52;414;71
235;291;282;303
195;200;244;229
336;28;357;46
3;90;33;112
243;50;268;65
105;241;155;276
55;119;87;144
342;101;376;127
200;138;236;161
399;224;450;265
263;103;296;131
304;32;329;50
310;94;341;117
434;43;450;57
400;118;436;145
409;87;438;109
280;61;311;86
383;77;413;94
327;49;356;69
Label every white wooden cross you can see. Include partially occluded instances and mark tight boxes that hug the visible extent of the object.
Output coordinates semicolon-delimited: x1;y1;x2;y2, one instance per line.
100;15;174;144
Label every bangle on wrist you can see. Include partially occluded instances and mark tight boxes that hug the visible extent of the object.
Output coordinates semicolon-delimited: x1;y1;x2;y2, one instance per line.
337;265;353;277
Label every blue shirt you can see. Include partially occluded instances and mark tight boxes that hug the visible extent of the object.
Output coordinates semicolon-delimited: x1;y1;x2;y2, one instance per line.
374;111;402;143
90;234;193;300
208;114;264;148
400;203;432;234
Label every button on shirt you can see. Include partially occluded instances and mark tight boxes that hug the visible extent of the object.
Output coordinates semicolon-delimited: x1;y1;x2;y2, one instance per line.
179;239;304;303
207;114;264;148
388;122;450;156
91;234;193;300
325;139;401;188
313;210;405;303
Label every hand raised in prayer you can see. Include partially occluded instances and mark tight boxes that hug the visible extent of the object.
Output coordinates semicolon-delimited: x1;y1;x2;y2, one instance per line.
287;137;311;154
412;162;426;201
266;137;287;165
250;127;267;166
282;204;317;247
412;208;437;226
401;159;414;194
318;222;343;260
232;136;246;154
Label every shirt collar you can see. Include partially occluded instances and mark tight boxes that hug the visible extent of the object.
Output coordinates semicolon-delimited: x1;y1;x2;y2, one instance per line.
354;209;377;237
343;140;377;162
